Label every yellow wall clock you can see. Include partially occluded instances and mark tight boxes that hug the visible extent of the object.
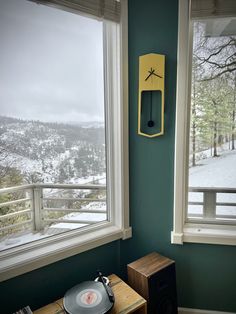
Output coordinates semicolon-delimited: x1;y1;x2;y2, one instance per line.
138;53;165;138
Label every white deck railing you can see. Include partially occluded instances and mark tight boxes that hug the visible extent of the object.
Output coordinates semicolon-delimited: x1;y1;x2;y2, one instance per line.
188;187;236;224
0;183;106;235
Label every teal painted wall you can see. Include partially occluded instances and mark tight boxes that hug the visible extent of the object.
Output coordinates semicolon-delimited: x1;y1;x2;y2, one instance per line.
0;242;120;313
121;0;236;312
1;1;236;313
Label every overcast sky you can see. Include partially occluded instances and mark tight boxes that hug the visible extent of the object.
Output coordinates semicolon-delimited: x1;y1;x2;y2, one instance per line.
0;0;104;123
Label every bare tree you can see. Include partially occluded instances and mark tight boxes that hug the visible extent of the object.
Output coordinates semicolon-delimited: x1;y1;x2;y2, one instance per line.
195;27;236;80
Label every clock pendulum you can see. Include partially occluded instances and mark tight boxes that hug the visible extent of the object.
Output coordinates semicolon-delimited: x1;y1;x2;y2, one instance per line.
144;67;163;129
148;91;154;128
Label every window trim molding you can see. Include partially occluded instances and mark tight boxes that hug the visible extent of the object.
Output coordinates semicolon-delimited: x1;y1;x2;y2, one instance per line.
0;224;125;282
183;223;236;246
172;0;191;245
171;0;236;246
0;0;131;282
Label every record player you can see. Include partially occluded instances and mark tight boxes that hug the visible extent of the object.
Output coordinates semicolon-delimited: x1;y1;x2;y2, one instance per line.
63;271;115;314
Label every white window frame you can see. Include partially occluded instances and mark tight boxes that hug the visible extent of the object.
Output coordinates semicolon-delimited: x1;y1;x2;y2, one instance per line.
171;0;236;246
0;0;131;282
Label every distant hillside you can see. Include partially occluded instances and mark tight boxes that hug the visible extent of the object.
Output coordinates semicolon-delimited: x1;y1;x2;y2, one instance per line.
0;116;106;186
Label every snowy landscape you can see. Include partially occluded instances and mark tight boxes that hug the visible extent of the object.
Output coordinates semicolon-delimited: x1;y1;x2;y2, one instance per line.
1;114;236;250
189;142;236;188
0;115;106;186
1;19;236;248
186;20;236;220
0;0;107;251
0;116;107;250
188;143;236;217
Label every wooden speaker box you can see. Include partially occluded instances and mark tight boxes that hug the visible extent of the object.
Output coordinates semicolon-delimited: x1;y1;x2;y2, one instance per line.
127;252;178;314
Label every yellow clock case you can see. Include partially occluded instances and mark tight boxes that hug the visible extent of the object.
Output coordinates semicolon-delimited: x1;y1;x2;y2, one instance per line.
138;53;165;138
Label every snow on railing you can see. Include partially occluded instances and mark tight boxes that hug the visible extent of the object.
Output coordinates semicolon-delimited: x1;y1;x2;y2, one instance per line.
188;187;236;224
0;183;107;236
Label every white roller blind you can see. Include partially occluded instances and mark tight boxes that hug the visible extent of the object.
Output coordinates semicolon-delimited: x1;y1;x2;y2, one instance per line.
191;0;236;19
30;0;121;22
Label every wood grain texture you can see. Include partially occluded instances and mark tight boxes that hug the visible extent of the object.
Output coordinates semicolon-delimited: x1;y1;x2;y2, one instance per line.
127;252;178;314
34;274;147;314
127;267;149;301
109;274;147;314
34;299;64;314
127;252;174;278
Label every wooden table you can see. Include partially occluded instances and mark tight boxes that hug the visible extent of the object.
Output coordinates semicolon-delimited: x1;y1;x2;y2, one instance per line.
34;274;147;314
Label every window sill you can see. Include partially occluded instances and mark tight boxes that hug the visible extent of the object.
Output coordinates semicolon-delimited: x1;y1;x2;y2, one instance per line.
171;224;236;246
0;224;132;282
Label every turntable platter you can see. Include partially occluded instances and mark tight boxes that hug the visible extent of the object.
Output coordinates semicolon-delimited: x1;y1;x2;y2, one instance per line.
63;281;114;314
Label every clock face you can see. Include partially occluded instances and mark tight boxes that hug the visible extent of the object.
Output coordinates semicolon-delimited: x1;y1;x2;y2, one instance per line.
145;67;163;81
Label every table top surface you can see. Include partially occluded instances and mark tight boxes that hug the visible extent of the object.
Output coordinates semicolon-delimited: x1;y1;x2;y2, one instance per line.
34;274;146;314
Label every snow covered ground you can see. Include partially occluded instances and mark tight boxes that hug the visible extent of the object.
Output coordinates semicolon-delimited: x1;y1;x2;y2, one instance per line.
189;147;236;188
1;144;236;251
188;145;236;216
0;175;107;251
0;199;107;250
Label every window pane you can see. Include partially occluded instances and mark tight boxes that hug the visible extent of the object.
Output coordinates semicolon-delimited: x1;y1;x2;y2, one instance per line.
0;0;107;251
187;17;236;223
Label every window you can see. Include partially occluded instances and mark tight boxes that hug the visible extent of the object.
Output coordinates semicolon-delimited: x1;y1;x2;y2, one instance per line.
0;0;130;281
172;0;236;246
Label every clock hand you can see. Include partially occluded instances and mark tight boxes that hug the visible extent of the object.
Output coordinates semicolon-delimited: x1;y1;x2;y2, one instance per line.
145;68;162;81
145;68;155;81
145;72;152;81
152;71;163;79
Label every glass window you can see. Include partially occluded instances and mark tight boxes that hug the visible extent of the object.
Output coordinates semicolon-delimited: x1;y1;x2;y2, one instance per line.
188;17;236;224
0;0;106;251
172;0;236;246
0;0;129;281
